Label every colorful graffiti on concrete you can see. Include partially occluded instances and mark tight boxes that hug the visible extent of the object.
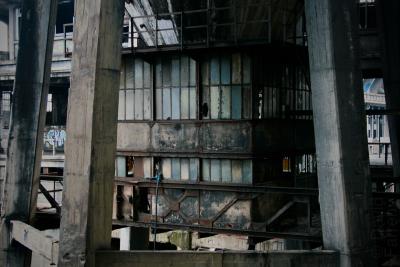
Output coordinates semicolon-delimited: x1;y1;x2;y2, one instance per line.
43;126;66;153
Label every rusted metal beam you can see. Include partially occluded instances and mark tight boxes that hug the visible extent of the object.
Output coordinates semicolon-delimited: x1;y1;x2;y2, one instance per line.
114;177;319;196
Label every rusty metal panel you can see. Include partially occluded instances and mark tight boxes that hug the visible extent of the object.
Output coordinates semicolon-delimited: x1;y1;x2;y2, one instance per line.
201;122;252;153
151;123;199;152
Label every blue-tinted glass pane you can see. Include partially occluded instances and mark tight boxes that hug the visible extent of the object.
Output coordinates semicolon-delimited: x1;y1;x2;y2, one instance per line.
232;86;242;119
163;88;171;119
172;158;180;180
221;56;231;84
210;57;220;84
221;86;231;119
171;87;180;120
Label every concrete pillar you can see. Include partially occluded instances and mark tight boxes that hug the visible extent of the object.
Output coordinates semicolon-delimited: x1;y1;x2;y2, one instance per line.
57;0;124;266
0;0;58;266
305;0;375;266
377;0;400;180
7;7;14;61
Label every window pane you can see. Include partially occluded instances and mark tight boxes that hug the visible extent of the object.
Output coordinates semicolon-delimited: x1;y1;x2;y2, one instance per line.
189;158;198;181
181;159;189;180
210;57;220;84
181;87;189;119
243;54;251;84
143;62;151;88
144;157;152;178
181;56;189;86
242;86;251;119
134;89;143;120
202;86;210;119
172;158;180;180
126;90;134;120
202;159;210;181
201;61;209;86
120;62;125;89
162;60;171;87
221;86;231;119
117;156;126;177
221;160;231;182
231;85;241;119
210;159;221;182
162;158;172;179
118;91;125;120
242;160;252;184
126;60;134;88
232;160;242;183
135;59;143;88
163;88;171;119
156;88;162;120
171;87;180;120
189;87;196;119
143;89;151;120
221;56;231;84
232;53;241;84
210;86;220;119
190;58;196;86
156;61;162;88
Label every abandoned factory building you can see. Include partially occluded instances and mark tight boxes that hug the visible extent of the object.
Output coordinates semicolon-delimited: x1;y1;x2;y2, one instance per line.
0;0;399;266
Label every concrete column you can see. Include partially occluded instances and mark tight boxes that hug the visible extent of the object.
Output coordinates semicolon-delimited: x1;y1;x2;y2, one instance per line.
377;0;400;180
305;0;375;266
57;0;124;266
0;0;58;266
7;6;14;61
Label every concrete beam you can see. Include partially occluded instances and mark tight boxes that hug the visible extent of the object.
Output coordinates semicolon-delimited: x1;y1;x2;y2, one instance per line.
57;0;124;266
305;0;375;266
95;250;339;267
10;220;58;264
377;0;400;180
0;0;57;265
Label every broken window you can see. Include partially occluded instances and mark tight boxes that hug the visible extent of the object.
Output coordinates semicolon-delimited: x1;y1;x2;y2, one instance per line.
55;0;74;34
202;159;252;184
254;61;311;119
119;58;152;120
202;53;251;120
155;56;197;120
116;156;152;178
158;158;199;181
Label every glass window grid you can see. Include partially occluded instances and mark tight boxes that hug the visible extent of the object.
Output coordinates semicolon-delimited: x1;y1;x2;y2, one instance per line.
118;58;152;121
155;56;197;120
202;53;252;120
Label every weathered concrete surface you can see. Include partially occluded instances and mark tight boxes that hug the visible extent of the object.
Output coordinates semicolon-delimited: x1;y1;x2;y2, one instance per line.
305;0;375;266
57;0;124;266
0;0;57;266
378;0;400;180
95;250;339;267
116;120;314;154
